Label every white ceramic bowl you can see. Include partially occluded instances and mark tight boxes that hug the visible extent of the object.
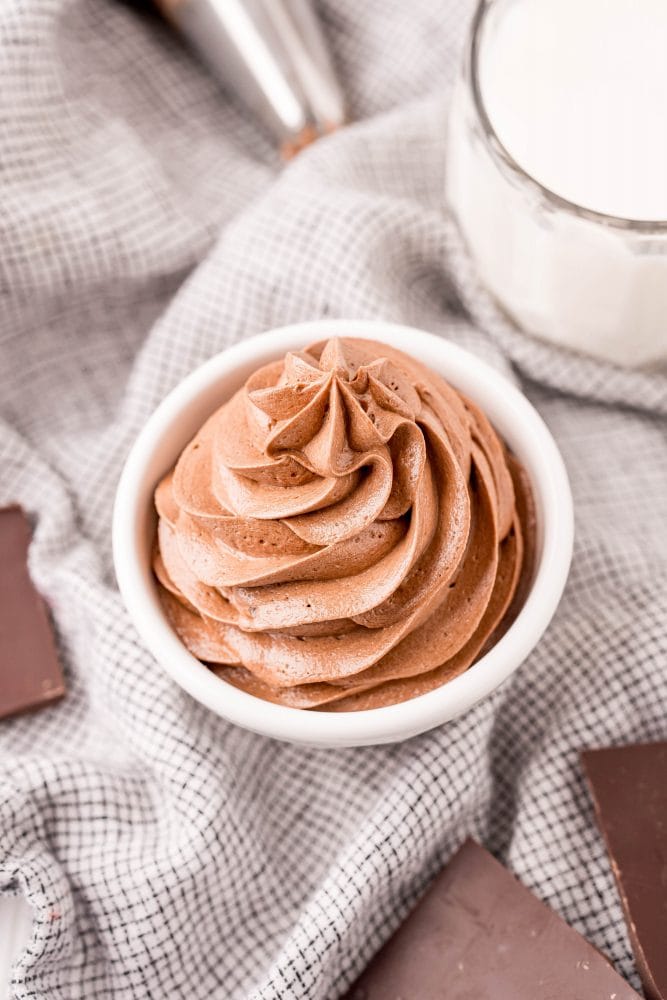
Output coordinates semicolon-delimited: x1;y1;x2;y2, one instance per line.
113;320;573;747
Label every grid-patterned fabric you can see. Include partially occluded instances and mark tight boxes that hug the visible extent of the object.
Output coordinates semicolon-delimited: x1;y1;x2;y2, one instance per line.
1;0;666;997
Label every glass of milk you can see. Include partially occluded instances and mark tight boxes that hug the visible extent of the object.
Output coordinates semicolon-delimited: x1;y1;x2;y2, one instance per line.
446;0;667;368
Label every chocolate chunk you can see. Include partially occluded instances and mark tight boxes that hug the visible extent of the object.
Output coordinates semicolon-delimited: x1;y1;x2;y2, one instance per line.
342;838;638;1000
0;506;66;720
583;741;667;1000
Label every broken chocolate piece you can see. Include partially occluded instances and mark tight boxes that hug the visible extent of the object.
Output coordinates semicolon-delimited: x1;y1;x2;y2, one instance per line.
342;838;638;999
583;741;667;1000
0;506;66;720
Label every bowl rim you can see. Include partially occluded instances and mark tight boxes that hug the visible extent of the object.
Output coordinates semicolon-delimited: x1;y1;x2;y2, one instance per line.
112;319;573;746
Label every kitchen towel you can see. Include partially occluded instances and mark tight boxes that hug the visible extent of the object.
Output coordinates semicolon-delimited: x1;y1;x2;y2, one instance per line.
1;0;666;997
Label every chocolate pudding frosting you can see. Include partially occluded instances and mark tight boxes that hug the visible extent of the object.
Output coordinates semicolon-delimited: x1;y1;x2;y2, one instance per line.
154;337;535;711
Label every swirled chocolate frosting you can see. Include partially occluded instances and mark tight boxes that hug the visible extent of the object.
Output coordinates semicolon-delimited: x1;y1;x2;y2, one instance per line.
154;338;535;711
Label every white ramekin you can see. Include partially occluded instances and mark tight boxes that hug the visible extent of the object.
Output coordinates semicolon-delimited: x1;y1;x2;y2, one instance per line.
112;320;573;747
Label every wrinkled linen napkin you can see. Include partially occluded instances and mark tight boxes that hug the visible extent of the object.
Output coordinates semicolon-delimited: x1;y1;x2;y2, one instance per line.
1;1;666;997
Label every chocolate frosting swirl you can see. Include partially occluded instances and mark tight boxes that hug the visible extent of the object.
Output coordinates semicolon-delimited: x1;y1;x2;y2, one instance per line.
154;337;535;710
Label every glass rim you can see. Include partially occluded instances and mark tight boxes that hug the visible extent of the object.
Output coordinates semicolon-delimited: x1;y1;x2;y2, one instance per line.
467;0;667;232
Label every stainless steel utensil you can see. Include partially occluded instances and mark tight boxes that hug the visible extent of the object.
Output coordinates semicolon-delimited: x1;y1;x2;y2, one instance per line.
156;0;346;156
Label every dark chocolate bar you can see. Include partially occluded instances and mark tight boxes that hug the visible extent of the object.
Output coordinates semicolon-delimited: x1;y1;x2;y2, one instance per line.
342;838;639;999
583;741;667;1000
0;506;66;720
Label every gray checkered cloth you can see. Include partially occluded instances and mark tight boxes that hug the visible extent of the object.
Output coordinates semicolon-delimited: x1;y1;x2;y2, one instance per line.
1;0;666;996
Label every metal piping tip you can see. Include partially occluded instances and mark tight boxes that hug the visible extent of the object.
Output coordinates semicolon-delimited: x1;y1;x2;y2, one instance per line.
154;0;346;155
280;120;341;160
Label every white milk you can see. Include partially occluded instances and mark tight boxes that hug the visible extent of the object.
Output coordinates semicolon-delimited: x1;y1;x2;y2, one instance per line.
446;0;667;367
481;0;667;222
